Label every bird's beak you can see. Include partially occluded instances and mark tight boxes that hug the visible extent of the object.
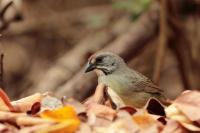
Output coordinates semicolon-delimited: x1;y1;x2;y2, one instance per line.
85;62;96;73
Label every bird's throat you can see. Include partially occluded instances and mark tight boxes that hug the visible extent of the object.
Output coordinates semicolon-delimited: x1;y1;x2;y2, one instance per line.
95;69;105;76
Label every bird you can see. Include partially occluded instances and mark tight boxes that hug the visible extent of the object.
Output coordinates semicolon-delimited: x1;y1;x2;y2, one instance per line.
84;52;167;108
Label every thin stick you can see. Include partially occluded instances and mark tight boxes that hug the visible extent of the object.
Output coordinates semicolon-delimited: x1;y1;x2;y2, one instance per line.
153;0;168;84
0;1;13;18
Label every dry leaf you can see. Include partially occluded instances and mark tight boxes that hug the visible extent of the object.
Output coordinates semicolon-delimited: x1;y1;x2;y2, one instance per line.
40;106;79;122
0;88;15;111
18;124;52;133
132;112;158;129
173;91;200;123
165;104;200;131
0;111;26;123
165;91;200;131
12;93;43;112
27;102;41;115
16;116;53;126
106;87;125;108
87;103;116;121
165;104;190;123
161;120;188;133
146;98;166;116
0;98;11;111
116;110;141;132
63;98;86;114
84;84;106;106
119;106;137;115
0;122;19;133
93;120;137;133
36;119;80;133
76;123;92;133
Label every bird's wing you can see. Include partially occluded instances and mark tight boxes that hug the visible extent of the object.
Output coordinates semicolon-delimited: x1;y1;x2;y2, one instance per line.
134;79;163;94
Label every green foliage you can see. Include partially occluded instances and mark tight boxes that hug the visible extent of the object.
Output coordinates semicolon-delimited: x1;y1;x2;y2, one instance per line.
112;0;151;20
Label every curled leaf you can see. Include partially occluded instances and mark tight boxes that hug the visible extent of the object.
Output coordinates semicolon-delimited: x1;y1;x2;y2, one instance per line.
146;98;166;116
12;93;43;112
173;91;200;123
27;102;41;115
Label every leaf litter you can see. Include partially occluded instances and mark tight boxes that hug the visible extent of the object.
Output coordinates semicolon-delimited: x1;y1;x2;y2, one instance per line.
0;87;199;133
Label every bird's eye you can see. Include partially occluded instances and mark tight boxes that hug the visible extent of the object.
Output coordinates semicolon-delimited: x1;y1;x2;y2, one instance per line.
96;57;103;62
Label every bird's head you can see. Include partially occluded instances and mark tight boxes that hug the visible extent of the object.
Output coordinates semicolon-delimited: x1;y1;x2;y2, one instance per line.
85;52;125;75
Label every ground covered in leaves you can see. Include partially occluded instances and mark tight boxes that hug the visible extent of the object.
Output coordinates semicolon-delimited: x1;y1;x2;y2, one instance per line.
0;87;200;133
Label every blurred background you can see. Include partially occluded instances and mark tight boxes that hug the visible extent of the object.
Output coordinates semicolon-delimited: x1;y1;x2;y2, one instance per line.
0;0;199;101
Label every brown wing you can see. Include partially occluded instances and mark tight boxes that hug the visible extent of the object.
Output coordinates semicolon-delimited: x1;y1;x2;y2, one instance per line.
134;79;163;94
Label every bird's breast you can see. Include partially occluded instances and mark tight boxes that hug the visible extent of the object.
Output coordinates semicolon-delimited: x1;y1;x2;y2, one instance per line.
98;75;131;95
98;75;153;108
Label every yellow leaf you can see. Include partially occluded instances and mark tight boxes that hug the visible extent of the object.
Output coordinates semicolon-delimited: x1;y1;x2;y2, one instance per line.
40;106;79;122
36;119;80;133
132;113;157;128
165;104;190;123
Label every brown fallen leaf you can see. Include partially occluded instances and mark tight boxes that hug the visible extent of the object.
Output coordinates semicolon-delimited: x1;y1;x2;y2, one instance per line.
165;104;190;124
165;97;200;132
132;113;159;129
146;98;166;116
173;91;200;124
88;115;112;127
94;111;139;133
18;123;52;133
76;123;92;133
0;122;19;133
12;93;43;112
27;102;41;115
87;103;117;121
16;116;53;126
35;119;80;133
84;84;106;106
0;111;26;123
161;120;189;133
119;106;137;115
106;87;125;108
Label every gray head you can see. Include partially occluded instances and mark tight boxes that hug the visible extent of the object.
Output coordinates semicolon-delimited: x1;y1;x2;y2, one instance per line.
85;52;126;75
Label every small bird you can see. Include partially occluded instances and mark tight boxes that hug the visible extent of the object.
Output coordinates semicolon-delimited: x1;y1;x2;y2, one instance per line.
85;52;166;108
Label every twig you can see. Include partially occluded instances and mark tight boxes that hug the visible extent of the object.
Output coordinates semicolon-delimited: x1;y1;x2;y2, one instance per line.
153;0;168;84
0;1;13;18
0;1;14;31
0;54;4;88
0;1;22;32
